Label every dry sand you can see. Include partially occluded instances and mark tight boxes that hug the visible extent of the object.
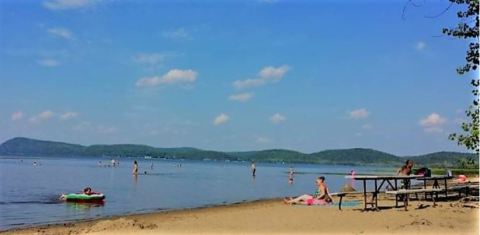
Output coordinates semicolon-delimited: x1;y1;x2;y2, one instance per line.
2;194;478;235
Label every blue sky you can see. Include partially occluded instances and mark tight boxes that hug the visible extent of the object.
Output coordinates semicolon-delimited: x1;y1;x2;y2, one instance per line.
0;0;476;155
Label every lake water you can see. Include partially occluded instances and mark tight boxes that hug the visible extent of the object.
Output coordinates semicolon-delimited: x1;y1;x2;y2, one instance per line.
0;156;393;230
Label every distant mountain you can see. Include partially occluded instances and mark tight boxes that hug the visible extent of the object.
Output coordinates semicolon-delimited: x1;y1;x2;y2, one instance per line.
0;137;85;156
408;151;477;168
0;137;476;167
310;148;399;165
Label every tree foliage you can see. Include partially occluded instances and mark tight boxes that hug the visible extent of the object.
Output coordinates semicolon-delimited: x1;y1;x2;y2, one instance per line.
443;0;479;154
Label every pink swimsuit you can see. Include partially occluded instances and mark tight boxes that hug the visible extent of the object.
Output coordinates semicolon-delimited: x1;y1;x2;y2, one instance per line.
305;197;328;206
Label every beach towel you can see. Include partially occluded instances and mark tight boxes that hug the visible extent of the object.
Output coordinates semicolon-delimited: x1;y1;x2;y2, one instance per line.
295;200;360;208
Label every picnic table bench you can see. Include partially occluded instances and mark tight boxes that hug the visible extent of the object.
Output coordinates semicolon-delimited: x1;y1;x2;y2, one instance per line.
330;192;346;210
385;188;444;211
448;184;479;197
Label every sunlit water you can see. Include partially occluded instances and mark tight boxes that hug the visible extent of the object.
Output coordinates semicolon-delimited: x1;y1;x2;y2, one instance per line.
0;156;393;230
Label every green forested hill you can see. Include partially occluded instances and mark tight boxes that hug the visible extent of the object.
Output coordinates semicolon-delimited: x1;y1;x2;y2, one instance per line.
0;137;476;167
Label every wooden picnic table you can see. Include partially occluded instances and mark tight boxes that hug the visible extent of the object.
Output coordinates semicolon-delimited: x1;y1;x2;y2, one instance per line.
345;175;422;210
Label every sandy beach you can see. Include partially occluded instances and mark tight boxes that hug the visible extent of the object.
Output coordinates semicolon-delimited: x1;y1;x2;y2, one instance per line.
3;193;478;235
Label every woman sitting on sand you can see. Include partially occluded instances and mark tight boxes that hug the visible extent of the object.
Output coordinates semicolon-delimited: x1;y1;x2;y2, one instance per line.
284;176;333;205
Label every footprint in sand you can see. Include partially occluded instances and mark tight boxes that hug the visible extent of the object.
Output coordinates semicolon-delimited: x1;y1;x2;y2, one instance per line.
410;218;432;226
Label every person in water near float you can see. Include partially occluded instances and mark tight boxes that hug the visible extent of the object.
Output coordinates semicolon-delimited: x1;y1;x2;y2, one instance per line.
251;161;256;177
82;187;99;195
284;176;333;205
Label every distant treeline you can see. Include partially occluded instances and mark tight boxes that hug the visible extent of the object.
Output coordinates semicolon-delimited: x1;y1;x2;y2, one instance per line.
0;137;477;168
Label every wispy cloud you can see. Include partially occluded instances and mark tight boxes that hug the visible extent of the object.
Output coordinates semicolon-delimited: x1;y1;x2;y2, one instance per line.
60;112;78;120
163;28;190;40
136;69;198;88
213;113;229;126
47;27;74;40
43;0;96;10
349;108;369;119
419;112;446;133
11;111;24;121
416;41;426;51
29;110;55;123
233;65;290;89
229;92;254;102
270;113;286;124
37;59;60;67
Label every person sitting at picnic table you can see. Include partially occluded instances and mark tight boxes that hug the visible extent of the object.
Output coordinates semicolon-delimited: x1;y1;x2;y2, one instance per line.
284;176;333;205
397;159;414;189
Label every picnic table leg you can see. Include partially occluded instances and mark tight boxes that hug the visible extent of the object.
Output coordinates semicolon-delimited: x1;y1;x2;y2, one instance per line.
444;178;448;198
374;180;378;210
404;193;408;211
394;179;398;208
423;179;428;200
363;180;367;210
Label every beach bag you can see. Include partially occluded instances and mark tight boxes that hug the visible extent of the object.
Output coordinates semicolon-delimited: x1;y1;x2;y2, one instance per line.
414;167;431;177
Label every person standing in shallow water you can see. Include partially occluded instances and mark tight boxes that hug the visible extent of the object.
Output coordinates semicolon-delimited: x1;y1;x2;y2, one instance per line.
288;167;295;184
251;161;256;177
132;160;138;175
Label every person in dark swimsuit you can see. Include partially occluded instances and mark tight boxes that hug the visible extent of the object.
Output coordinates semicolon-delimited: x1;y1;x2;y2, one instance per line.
284;176;333;205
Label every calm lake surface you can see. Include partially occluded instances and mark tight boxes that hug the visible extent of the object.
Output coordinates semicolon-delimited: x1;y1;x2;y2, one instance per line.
0;156;393;230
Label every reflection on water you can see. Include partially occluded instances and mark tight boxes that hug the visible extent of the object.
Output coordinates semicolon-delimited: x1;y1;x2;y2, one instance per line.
65;202;105;211
0;157;392;230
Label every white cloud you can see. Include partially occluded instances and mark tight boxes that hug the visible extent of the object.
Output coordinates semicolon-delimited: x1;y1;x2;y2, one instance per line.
29;110;55;123
38;59;60;67
163;28;190;40
136;69;198;87
270;113;286;124
229;92;254;102
420;113;446;126
259;65;290;79
213;113;229;126
11;111;24;121
60;112;78;120
416;41;426;51
233;65;290;89
233;78;266;89
47;27;74;40
349;108;369;119
419;113;446;133
43;0;96;10
133;53;167;66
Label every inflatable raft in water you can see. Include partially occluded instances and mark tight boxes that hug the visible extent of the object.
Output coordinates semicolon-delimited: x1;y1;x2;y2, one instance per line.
60;193;105;203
